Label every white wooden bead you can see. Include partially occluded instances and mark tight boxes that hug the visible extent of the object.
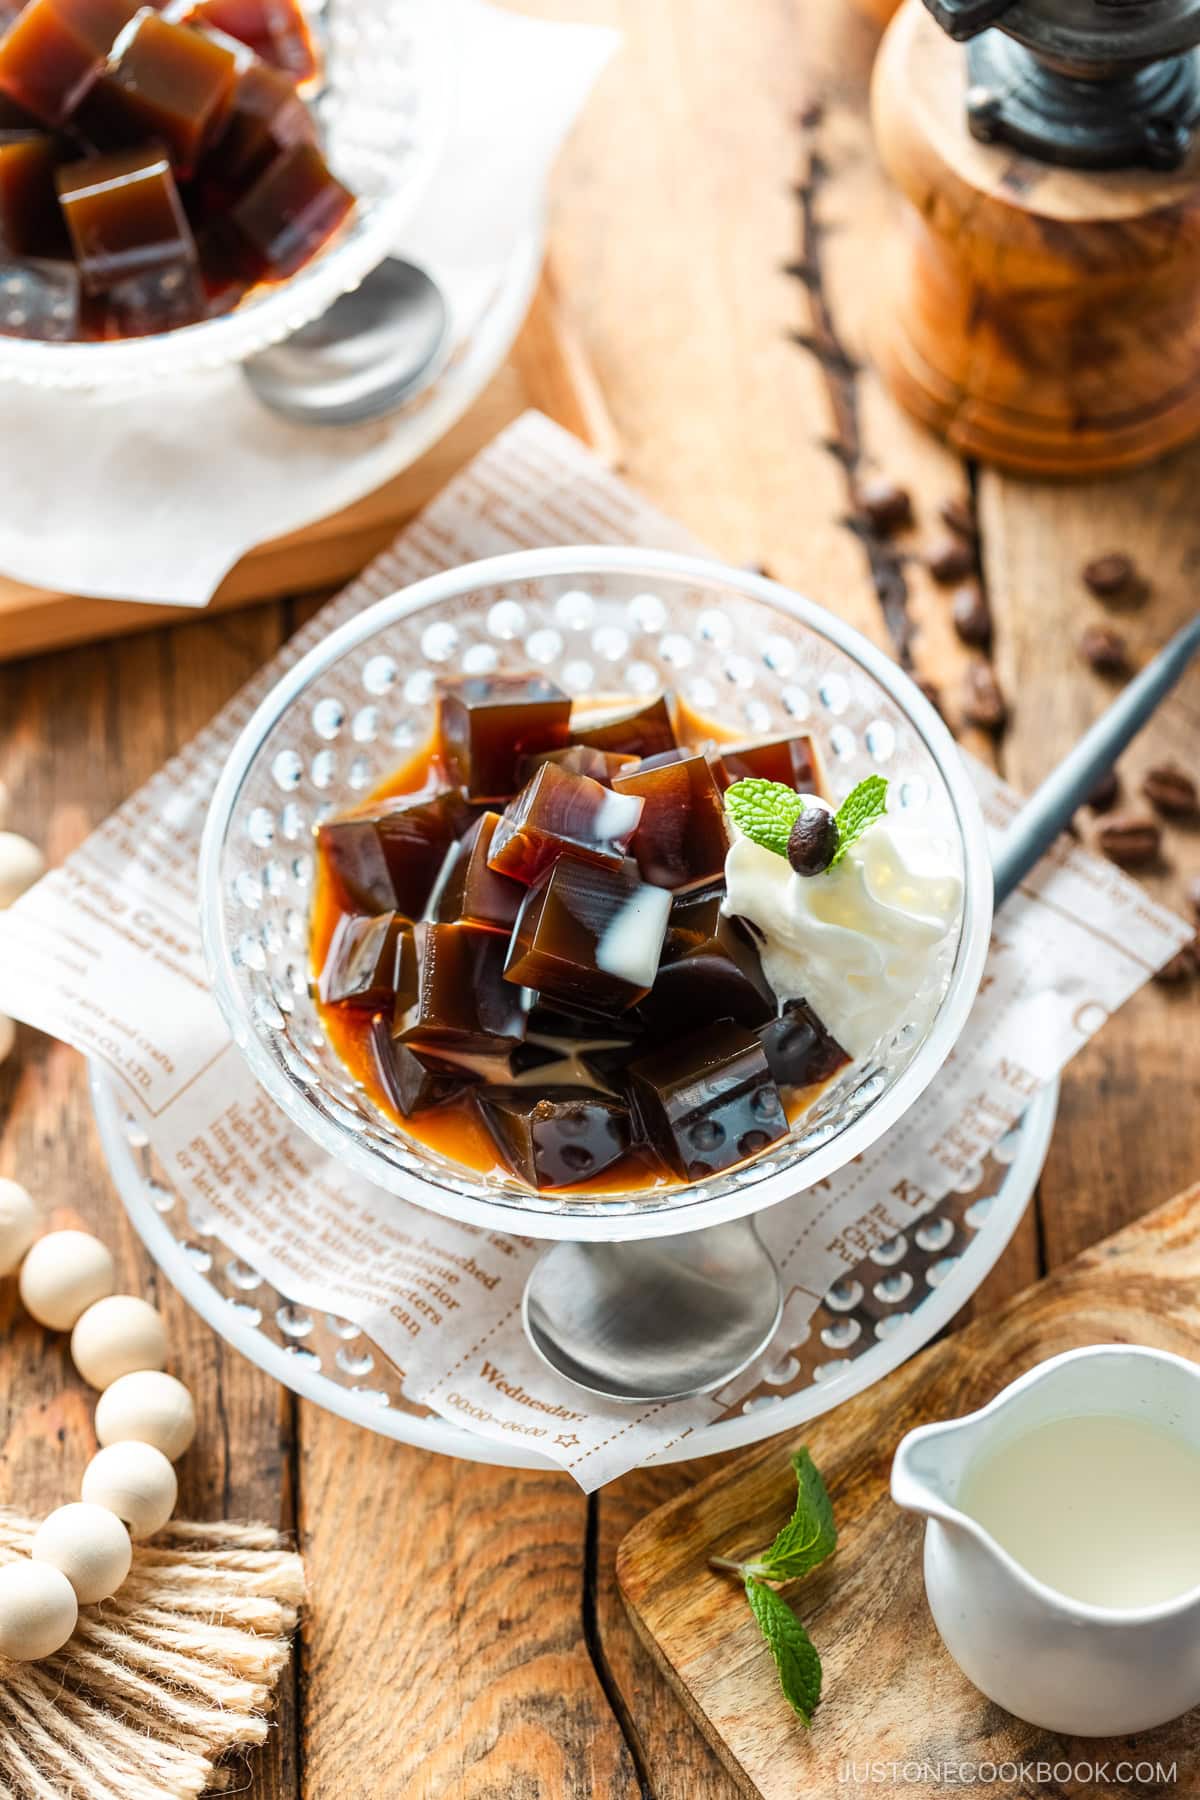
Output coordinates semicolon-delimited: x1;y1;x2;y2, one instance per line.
31;1504;131;1605
0;832;44;909
0;1559;77;1661
19;1231;115;1330
0;1178;38;1277
81;1441;177;1539
71;1294;167;1389
95;1370;196;1462
0;1013;13;1066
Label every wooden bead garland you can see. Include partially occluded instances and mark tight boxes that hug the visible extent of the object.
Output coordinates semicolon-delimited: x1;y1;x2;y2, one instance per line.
0;1189;196;1659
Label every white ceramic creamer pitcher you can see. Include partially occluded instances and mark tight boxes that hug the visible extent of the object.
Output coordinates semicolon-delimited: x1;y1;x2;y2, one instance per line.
892;1345;1200;1736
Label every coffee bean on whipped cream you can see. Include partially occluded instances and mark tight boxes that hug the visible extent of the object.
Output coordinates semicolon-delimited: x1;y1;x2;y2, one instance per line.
1095;812;1161;868
1142;762;1198;818
787;807;839;877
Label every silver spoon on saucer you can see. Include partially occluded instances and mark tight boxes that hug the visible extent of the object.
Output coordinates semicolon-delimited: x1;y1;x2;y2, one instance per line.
242;257;451;425
524;612;1200;1404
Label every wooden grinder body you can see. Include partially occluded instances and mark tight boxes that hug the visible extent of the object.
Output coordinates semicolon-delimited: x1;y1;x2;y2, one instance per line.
871;0;1200;476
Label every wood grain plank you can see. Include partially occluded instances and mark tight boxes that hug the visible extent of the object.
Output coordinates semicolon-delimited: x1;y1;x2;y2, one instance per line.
618;1182;1200;1800
0;606;301;1800
295;1416;639;1800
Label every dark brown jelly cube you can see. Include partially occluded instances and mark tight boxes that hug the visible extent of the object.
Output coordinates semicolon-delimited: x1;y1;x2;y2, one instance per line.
437;673;571;803
517;1004;638;1090
758;999;849;1089
57;143;196;292
626;1020;788;1181
367;1015;459;1119
202;54;311;186
613;749;728;893
0;89;43;131
571;693;676;760
395;921;527;1079
78;11;237;174
0;253;80;337
504;854;671;1015
231;138;352;279
317;787;466;918
0;131;62;254
515;744;638;789
0;0;137;126
477;1088;631;1190
105;255;205;332
632;895;775;1039
432;811;522;934
719;732;824;795
318;910;417;1013
190;0;317;85
488;763;643;886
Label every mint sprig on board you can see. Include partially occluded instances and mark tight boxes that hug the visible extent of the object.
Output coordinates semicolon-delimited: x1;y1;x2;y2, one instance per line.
709;1448;837;1726
725;775;888;871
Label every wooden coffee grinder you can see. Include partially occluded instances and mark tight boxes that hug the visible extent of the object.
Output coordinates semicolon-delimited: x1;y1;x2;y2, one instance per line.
871;0;1200;474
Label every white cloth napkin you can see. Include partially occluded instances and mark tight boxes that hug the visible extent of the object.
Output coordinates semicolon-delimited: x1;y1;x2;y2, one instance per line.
0;2;616;607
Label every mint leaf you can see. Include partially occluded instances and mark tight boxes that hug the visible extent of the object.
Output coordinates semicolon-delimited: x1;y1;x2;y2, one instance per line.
745;1576;823;1726
756;1448;837;1581
726;778;805;859
829;775;888;868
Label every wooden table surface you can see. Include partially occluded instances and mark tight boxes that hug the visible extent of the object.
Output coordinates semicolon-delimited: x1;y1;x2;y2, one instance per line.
2;3;1198;1796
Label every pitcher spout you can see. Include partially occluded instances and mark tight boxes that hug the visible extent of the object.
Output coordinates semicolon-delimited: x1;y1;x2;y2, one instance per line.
891;1415;985;1528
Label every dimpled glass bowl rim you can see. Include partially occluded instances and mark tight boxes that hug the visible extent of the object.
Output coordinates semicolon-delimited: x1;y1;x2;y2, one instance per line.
199;546;995;1244
0;0;453;388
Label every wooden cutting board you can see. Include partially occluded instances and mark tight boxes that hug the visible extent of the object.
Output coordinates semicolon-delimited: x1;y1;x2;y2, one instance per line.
619;1181;1200;1800
0;263;618;663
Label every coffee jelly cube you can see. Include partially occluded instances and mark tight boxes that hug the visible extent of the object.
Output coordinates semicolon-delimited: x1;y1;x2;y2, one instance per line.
202;53;311;186
105;254;204;332
517;1004;638;1090
57;143;196;292
0;0;137;127
395;921;527;1080
758;998;849;1089
437;673;571;803
0;131;63;254
571;693;676;760
627;1020;788;1182
0;252;79;336
190;0;317;85
633;893;775;1039
515;744;637;790
477;1088;632;1190
0;89;43;132
367;1015;459;1119
719;732;824;795
433;811;523;934
78;10;237;173
488;763;644;886
317;786;467;919
318;910;417;1013
613;749;728;893
231;138;353;279
504;854;671;1016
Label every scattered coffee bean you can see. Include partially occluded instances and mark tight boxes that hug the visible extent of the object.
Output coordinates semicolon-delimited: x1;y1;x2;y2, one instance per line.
787;807;840;877
1079;623;1130;676
855;477;912;534
939;495;976;540
915;677;943;717
951;580;992;648
961;660;1007;730
1154;936;1199;985
927;537;977;584
1086;768;1119;813
1142;761;1198;818
1095;812;1161;868
1082;552;1139;601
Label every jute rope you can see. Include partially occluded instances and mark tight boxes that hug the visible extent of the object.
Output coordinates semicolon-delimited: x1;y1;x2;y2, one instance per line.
0;1512;304;1799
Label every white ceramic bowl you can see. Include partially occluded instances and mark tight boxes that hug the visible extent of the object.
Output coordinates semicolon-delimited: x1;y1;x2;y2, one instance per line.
0;0;451;388
199;547;994;1242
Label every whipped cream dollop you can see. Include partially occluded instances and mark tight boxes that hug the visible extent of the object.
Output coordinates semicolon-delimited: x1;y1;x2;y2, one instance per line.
723;800;963;1061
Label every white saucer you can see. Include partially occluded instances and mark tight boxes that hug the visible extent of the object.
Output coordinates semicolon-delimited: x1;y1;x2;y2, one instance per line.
92;1063;1057;1472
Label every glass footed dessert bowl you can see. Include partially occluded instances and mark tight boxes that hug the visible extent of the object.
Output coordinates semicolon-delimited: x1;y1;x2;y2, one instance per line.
0;0;450;388
200;548;993;1243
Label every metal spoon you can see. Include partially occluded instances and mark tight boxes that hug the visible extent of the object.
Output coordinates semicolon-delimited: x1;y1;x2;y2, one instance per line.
242;258;451;425
524;612;1200;1404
